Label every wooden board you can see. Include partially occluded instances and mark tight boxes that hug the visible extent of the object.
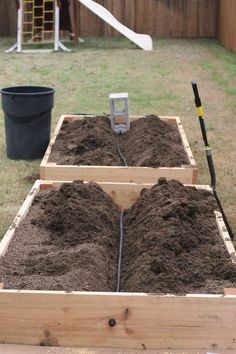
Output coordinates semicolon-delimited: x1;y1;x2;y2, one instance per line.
2;343;229;354
218;0;236;54
0;180;235;350
215;211;236;264
0;180;41;258
0;290;236;350
40;115;198;184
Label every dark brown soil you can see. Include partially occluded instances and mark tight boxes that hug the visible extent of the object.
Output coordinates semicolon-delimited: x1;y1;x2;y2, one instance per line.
0;179;235;293
0;181;120;291
121;115;188;167
49;115;189;167
121;178;236;294
49;116;122;166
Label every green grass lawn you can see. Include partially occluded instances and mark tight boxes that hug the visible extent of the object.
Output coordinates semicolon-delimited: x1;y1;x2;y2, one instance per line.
0;37;236;239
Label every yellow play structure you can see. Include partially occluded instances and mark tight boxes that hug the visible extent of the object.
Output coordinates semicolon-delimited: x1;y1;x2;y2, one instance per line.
6;0;70;53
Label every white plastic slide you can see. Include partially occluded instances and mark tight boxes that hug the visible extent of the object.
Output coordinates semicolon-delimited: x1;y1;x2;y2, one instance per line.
78;0;153;51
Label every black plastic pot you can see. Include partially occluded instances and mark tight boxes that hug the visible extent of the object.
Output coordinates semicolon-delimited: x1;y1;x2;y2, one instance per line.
1;86;55;160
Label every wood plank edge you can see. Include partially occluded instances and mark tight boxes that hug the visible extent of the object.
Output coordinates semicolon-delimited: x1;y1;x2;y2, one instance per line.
0;289;234;298
62;115;180;121
192;168;198;183
40;115;65;166
0;181;41;258
40;180;211;189
176;117;197;168
224;288;236;296
215;211;236;264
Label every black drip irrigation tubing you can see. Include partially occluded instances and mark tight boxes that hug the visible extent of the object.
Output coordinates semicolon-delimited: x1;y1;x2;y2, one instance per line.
69;116;127;290
116;135;128;167
116;210;125;292
72;114;128;167
115;136;127;292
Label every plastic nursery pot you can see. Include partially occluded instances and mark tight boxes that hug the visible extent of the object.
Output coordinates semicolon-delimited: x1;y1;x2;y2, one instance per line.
1;85;55;160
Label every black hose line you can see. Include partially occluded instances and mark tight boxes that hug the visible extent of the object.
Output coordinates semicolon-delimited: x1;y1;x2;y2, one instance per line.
116;135;128;167
116;210;125;292
115;136;127;292
72;114;128;166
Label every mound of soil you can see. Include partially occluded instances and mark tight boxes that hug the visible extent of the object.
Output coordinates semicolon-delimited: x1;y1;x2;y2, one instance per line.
49;115;189;167
121;115;188;167
49;117;122;166
121;178;236;294
0;180;235;294
0;181;120;291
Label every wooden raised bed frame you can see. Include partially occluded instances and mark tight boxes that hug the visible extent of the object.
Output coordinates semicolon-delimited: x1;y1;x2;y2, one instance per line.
0;180;236;351
40;115;198;183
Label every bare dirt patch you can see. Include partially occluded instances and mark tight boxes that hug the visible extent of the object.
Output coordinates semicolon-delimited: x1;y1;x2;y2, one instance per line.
49;115;189;167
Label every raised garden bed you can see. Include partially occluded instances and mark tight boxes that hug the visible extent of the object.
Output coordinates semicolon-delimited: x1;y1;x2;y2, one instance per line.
40;115;198;183
0;179;235;350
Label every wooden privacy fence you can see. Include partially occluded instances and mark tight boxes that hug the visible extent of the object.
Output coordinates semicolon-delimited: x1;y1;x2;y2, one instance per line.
1;0;236;54
0;0;217;38
78;0;217;37
0;1;17;36
218;0;236;54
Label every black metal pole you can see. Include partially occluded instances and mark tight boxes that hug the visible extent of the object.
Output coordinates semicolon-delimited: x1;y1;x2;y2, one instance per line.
192;81;216;190
191;81;234;239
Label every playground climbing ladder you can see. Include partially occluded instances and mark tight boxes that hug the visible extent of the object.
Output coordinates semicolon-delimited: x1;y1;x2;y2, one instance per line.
22;0;55;44
6;0;70;53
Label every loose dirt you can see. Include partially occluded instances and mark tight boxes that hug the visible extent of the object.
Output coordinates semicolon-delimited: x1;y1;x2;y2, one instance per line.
0;181;120;291
121;178;236;294
0;180;235;293
49;116;189;167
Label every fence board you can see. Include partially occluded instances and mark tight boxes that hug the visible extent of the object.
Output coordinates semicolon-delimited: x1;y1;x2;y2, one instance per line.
218;0;236;53
0;0;17;36
124;0;135;31
198;0;217;38
78;0;104;36
0;0;217;38
103;0;113;37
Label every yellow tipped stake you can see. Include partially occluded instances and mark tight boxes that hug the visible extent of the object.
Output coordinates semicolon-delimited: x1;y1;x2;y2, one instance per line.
191;81;234;239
